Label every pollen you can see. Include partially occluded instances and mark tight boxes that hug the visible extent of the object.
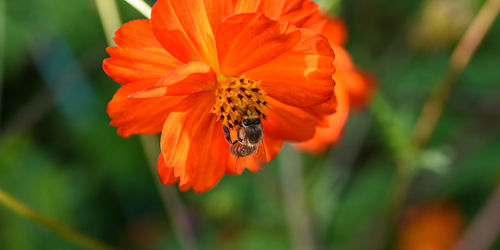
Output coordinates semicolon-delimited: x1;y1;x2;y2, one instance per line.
211;75;268;129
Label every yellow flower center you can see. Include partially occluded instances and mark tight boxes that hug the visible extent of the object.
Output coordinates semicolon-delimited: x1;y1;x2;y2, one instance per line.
211;75;268;129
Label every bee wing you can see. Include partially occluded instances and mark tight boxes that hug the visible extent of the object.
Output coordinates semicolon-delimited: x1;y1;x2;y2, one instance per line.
230;142;267;172
250;142;268;170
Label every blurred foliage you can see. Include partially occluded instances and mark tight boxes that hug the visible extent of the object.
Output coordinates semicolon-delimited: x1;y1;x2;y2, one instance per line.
1;0;500;249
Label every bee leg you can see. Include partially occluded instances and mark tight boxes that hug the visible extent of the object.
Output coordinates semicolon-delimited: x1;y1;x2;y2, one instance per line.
223;125;239;145
226;135;238;145
223;125;230;136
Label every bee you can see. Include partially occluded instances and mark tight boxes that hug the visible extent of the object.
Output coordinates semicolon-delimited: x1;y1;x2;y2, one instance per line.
223;115;263;157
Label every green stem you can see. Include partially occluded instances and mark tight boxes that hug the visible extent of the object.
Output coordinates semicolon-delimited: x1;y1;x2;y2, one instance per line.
411;0;500;150
371;0;500;248
0;189;116;250
370;92;413;168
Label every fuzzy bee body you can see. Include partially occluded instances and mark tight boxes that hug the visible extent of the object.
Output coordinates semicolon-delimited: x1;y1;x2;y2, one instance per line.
230;143;258;157
224;115;263;157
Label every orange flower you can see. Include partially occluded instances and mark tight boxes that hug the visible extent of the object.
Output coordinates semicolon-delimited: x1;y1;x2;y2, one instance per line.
103;0;336;192
397;202;464;250
294;17;376;155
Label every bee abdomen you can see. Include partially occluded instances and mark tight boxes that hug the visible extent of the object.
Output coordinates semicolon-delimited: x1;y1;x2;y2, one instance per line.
230;143;257;157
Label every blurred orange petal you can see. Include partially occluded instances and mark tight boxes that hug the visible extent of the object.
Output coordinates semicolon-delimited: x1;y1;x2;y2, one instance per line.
321;17;348;46
294;82;350;154
264;97;335;141
397;202;464;250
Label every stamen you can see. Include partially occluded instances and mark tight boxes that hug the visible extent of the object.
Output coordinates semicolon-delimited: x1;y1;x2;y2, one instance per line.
211;75;268;132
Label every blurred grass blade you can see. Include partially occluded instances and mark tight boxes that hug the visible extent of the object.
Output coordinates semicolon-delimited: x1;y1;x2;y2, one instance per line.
318;0;341;13
0;189;116;250
371;92;413;168
140;135;198;250
411;0;500;149
454;174;500;250
279;144;316;250
124;0;152;18
95;0;122;45
0;0;5;125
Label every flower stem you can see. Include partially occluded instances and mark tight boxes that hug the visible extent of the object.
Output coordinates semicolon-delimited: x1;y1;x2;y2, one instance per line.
279;144;316;250
123;0;152;18
140;135;198;250
453;170;500;250
0;189;116;250
411;0;500;149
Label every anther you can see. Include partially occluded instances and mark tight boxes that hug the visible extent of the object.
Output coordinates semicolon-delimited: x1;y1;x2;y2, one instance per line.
210;75;268;134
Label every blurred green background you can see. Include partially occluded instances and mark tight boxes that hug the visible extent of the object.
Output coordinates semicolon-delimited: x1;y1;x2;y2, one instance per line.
1;0;500;249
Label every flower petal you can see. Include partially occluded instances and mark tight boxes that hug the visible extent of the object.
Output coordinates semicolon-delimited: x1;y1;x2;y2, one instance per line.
108;79;185;137
337;69;375;111
263;97;335;141
280;0;326;30
185;118;229;192
320;17;348;46
103;19;183;84
232;0;286;19
233;0;326;30
246;28;335;107
259;0;286;19
151;0;233;71
158;92;284;192
216;13;301;76
233;0;261;13
333;45;375;110
131;62;216;98
294;82;350;154
158;153;180;185
160;92;230;192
